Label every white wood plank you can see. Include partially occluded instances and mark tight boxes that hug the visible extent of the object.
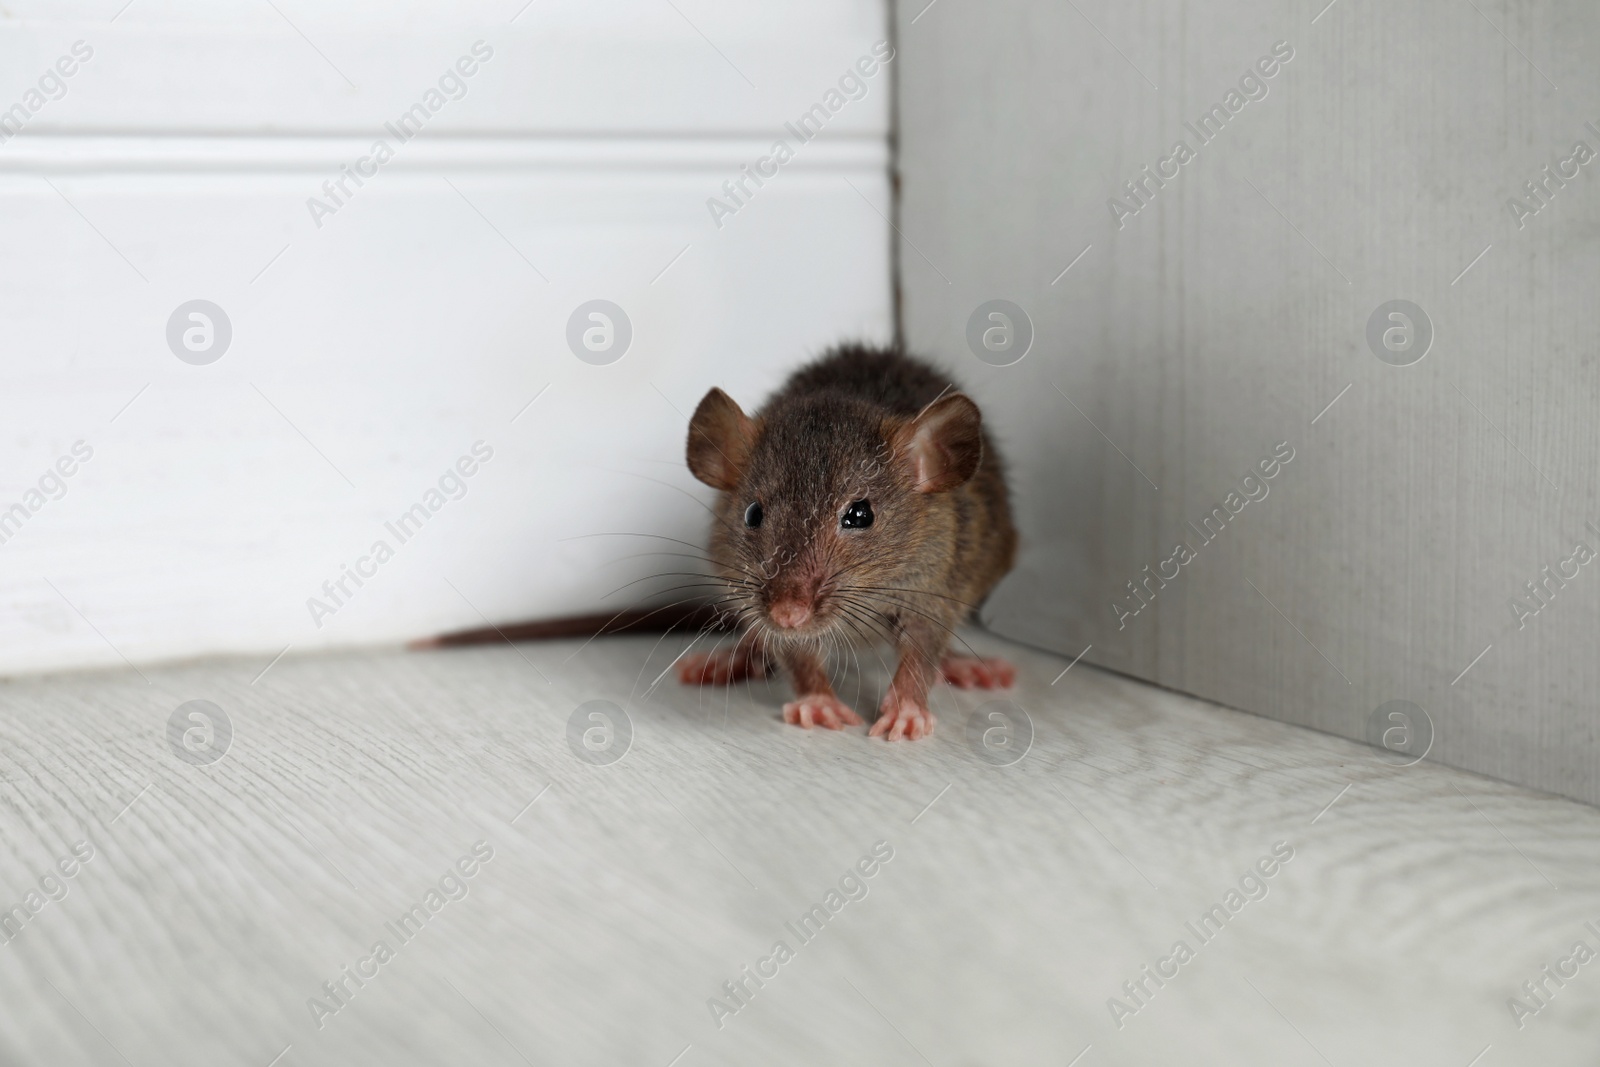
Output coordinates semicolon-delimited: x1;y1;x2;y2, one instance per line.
0;0;892;135
0;152;892;673
0;633;1594;1064
0;1;896;674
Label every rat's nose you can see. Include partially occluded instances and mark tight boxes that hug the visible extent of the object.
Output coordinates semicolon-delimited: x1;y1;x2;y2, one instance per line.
769;599;812;630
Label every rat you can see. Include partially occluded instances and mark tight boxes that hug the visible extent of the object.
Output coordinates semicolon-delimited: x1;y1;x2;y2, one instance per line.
677;343;1018;740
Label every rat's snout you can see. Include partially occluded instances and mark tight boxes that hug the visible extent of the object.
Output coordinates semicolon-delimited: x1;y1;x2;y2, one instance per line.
768;598;813;630
764;561;824;630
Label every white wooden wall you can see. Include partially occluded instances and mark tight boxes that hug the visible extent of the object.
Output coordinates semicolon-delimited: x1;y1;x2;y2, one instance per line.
896;0;1600;805
0;1;892;675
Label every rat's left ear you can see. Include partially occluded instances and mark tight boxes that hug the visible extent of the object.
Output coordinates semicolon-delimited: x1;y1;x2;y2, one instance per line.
893;394;983;493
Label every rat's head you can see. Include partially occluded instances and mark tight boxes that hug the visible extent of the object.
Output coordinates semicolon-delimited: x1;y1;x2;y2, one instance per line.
685;386;983;643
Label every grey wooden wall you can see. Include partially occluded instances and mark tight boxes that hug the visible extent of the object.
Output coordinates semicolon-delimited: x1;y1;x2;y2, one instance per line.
894;0;1600;805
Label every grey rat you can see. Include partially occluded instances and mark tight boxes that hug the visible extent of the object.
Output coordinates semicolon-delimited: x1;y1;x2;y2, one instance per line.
679;343;1018;740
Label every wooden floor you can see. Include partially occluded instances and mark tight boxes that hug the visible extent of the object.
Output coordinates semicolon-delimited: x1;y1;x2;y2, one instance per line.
0;630;1596;1066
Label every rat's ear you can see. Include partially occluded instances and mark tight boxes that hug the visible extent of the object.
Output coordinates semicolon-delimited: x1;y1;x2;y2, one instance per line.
893;394;983;493
687;387;754;491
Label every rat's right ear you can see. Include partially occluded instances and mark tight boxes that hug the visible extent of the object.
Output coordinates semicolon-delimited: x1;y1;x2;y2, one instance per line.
686;387;754;491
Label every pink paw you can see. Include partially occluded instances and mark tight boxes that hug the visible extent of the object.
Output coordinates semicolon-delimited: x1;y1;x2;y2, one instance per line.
870;692;937;741
679;648;765;686
940;656;1016;690
782;694;863;731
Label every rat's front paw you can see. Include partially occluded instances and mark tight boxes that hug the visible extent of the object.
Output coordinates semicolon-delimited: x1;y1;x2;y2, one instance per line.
870;692;937;741
782;694;863;730
940;655;1016;689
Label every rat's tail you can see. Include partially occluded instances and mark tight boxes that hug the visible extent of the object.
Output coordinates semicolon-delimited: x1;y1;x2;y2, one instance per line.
407;603;731;650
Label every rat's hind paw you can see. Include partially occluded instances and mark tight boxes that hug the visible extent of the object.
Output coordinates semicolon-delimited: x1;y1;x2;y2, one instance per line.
870;693;937;741
679;647;767;686
940;656;1016;690
782;694;862;730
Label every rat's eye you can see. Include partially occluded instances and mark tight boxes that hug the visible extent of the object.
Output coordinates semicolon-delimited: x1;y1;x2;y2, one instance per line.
743;501;763;528
841;499;873;529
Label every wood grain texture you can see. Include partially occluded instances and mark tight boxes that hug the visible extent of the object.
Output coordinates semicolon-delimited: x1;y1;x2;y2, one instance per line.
0;1;893;675
0;632;1595;1065
894;0;1600;805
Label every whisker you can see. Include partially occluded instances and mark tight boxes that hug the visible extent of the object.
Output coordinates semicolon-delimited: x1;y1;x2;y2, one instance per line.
835;607;894;680
630;604;727;704
842;616;867;713
833;602;903;656
599;572;746;602
561;592;741;664
605;581;747;608
842;583;982;612
830;590;983;663
561;531;712;553
601;566;755;601
595;549;726;571
642;621;726;700
587;465;745;539
732;615;768;710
